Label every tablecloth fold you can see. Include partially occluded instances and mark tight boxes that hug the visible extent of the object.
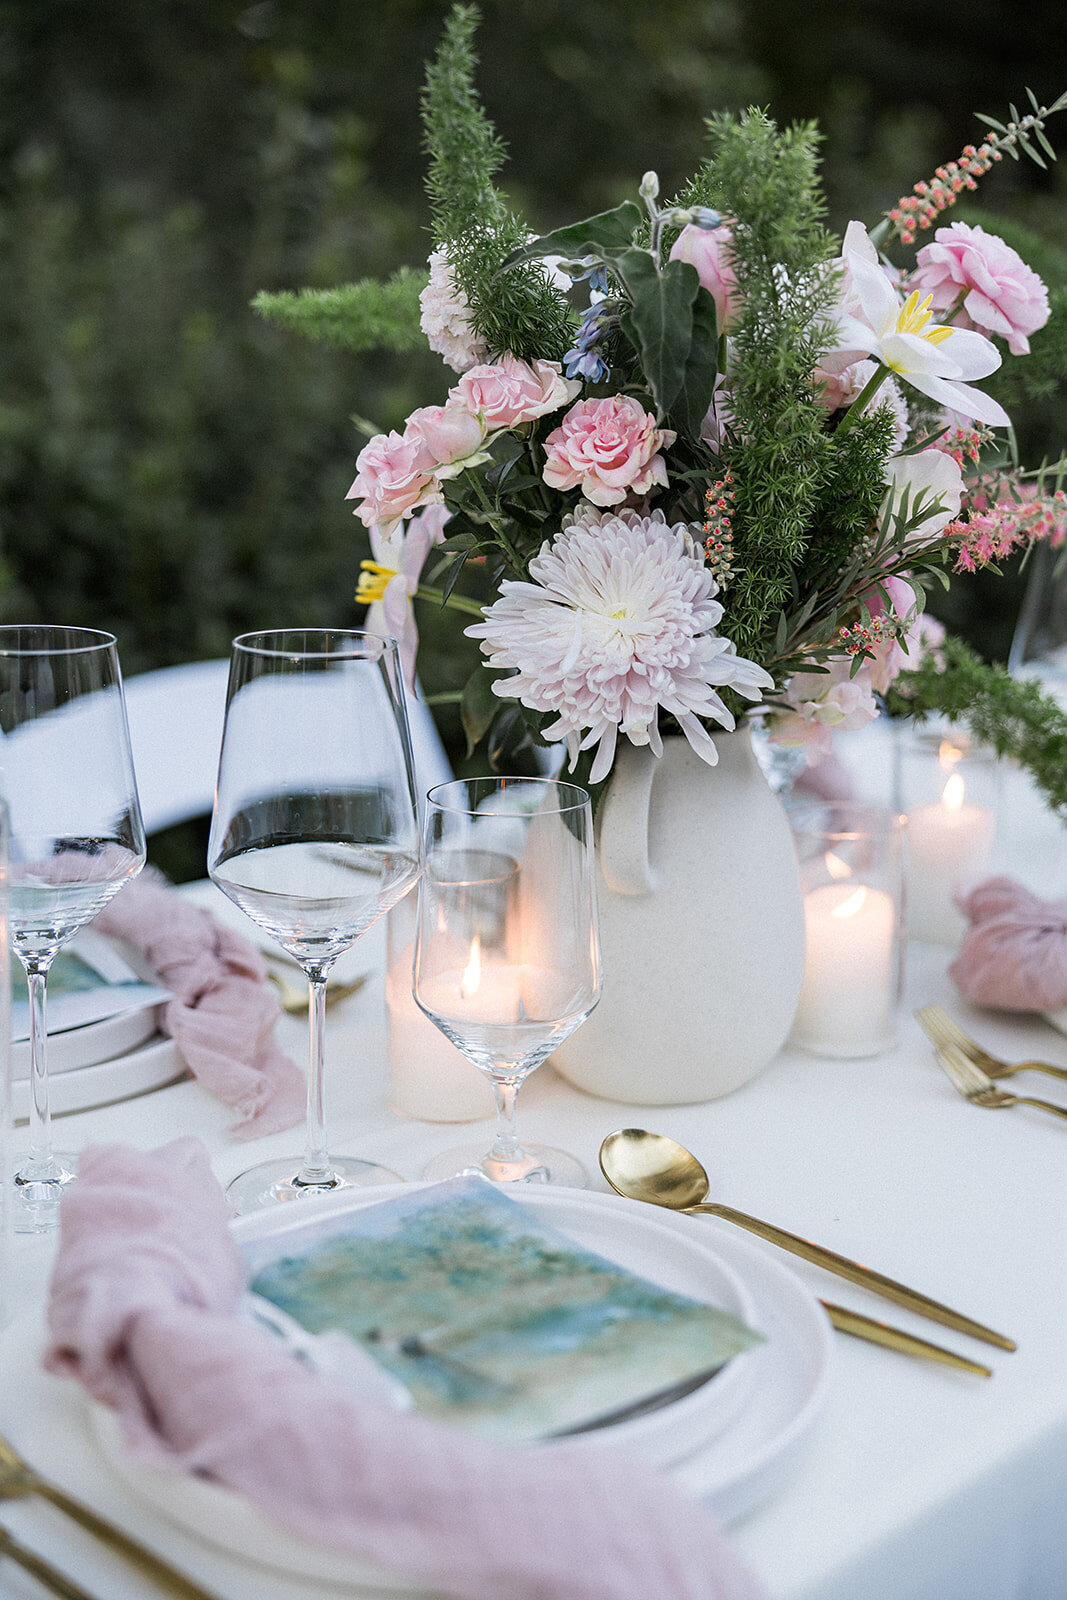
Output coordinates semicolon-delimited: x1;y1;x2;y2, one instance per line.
44;1139;766;1600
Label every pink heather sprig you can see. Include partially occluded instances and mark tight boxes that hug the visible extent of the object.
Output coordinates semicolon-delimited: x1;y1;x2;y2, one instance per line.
885;100;1063;247
932;425;991;469
946;487;1067;573
703;471;736;588
837;614;904;659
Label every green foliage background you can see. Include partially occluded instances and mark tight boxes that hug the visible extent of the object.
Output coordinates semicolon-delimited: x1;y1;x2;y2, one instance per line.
2;0;1066;747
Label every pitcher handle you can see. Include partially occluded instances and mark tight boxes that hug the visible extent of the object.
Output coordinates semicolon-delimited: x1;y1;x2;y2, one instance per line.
597;746;657;896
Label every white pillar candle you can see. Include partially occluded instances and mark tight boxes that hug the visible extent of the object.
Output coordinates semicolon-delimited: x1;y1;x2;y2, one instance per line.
791;881;897;1058
906;772;994;945
386;940;494;1123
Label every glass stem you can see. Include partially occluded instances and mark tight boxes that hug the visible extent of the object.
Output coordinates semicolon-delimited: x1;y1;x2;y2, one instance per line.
297;968;334;1186
488;1076;523;1163
24;961;57;1179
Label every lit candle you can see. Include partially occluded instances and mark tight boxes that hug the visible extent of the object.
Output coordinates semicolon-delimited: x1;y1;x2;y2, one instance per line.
906;766;994;945
386;934;494;1123
791;879;897;1058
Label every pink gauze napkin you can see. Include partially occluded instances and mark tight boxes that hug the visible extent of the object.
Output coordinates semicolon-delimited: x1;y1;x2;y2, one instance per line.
44;1140;768;1600
950;876;1067;1012
95;868;304;1140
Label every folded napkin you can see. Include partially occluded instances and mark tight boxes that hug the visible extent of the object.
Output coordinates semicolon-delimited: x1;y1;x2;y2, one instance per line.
95;870;304;1140
950;877;1067;1013
45;1141;767;1600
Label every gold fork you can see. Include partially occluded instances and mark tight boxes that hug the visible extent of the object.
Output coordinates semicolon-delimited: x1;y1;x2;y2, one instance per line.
915;1004;1067;1083
266;965;369;1015
0;1429;221;1600
935;1039;1067;1122
0;1520;102;1600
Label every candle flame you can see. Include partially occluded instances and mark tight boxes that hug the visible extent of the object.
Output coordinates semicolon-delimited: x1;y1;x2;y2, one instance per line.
460;935;481;999
831;886;868;919
825;850;851;880
938;740;964;771
942;772;965;811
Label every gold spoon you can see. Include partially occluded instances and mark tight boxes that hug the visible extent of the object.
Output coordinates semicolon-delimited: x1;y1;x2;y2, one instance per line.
598;1128;1015;1353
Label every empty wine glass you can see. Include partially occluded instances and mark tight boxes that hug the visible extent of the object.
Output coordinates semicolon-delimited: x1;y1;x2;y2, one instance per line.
414;777;600;1187
208;630;422;1213
0;626;146;1231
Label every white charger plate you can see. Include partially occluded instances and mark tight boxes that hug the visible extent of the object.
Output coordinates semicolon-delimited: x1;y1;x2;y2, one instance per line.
12;1035;186;1122
89;1183;832;1593
11;1004;161;1079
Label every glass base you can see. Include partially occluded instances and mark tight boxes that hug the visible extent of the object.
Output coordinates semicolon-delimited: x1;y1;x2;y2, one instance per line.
12;1152;78;1233
422;1142;588;1188
226;1154;402;1216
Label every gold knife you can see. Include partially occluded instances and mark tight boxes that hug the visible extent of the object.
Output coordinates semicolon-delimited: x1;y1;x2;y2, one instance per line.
821;1301;992;1375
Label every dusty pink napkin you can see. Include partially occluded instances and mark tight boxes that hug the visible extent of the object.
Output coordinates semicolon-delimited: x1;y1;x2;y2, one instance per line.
950;876;1067;1011
95;869;304;1139
45;1140;767;1600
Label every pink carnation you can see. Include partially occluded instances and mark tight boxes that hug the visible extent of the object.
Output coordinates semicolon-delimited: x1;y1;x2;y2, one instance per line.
912;222;1050;356
451;355;580;432
542;396;676;508
346;427;438;529
669;224;741;333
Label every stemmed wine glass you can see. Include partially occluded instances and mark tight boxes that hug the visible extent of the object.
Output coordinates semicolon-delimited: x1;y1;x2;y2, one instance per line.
414;777;600;1187
0;627;146;1231
208;630;422;1214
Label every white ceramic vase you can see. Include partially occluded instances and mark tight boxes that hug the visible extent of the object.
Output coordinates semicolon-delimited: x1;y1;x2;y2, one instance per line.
552;728;805;1104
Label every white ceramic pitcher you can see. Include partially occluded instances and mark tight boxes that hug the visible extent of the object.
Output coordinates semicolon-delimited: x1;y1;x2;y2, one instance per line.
552;728;805;1103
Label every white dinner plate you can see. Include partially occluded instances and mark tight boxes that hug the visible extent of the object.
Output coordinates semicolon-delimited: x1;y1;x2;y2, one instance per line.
11;1003;161;1079
12;1035;186;1122
88;1183;832;1593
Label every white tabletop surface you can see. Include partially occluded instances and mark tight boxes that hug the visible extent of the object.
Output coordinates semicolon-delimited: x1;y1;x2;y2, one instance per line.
3;754;1067;1600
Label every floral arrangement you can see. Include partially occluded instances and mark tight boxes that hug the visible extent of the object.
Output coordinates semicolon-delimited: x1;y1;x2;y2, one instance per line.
257;7;1067;807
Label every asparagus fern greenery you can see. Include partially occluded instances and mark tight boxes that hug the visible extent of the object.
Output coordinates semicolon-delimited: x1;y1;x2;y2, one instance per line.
256;3;1067;810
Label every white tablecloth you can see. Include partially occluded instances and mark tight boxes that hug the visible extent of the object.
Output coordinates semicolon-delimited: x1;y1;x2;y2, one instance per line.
3;860;1067;1599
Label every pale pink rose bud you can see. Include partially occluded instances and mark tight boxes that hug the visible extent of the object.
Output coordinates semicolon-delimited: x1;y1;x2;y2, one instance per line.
346;428;438;529
406;403;486;466
542;395;677;508
669;224;741;333
452;354;581;432
912;221;1050;356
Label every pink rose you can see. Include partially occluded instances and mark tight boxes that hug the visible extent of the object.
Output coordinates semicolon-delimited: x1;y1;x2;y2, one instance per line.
542;396;677;507
405;403;487;469
451;355;580;432
912;222;1050;356
346;427;438;529
669;224;741;333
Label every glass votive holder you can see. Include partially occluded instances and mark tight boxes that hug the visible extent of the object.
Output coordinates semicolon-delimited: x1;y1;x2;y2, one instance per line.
789;802;905;1059
895;726;999;946
385;856;503;1124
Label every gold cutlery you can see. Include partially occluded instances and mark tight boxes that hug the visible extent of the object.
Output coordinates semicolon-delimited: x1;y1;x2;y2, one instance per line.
935;1039;1067;1122
266;964;369;1015
0;1429;221;1600
820;1302;990;1375
915;1003;1067;1083
0;1520;102;1600
599;1129;1016;1351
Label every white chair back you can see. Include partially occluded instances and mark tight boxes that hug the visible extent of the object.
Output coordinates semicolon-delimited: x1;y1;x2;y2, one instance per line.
123;660;452;833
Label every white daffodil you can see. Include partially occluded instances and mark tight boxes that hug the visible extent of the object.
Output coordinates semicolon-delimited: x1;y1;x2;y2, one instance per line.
834;251;1010;429
882;448;964;545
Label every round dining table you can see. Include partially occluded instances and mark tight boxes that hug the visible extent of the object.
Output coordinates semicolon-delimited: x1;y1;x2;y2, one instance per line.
2;744;1067;1600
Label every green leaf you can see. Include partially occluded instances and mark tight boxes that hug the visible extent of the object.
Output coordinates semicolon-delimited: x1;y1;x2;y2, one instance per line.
460;667;504;757
1036;125;1058;161
611;251;699;416
1019;135;1047;170
502;202;644;269
668;286;720;440
440;551;471;603
974;113;1008;132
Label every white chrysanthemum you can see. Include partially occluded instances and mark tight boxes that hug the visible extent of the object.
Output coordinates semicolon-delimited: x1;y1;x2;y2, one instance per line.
419;248;488;374
466;508;774;783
